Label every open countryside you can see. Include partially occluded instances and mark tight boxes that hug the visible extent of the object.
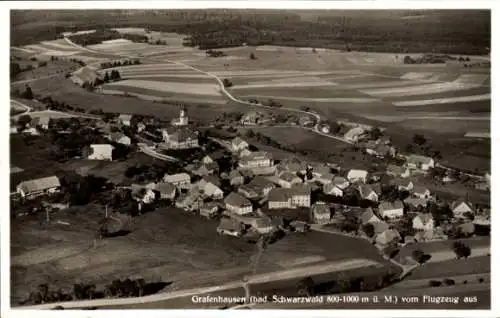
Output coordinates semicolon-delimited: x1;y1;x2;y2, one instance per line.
10;9;490;310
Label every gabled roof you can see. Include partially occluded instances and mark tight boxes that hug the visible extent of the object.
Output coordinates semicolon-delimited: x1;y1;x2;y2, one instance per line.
309;163;331;176
279;171;301;182
359;184;376;198
347;169;368;178
254;217;273;228
317;172;335;181
218;218;243;232
414;213;434;225
377;229;401;244
387;164;406;174
231;136;248;147
360;208;381;224
156;182;176;194
412;185;430;194
32;116;50;126
248;176;275;189
164;173;190;183
404;197;428;208
17;176;60;193
268;188;291;202
109;132;129;142
170;127;197;142
451;200;474;211
241;151;272;161
324;183;342;194
224;192;252;207
344;127;365;139
279;157;307;172
202;175;221;187
391;178;413;187
373;221;389;234
119;114;132;121
229;170;243;179
291;183;311;195
379;200;404;211
333;176;349;185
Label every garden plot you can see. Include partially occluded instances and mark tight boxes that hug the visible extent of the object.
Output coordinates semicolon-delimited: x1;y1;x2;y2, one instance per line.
119;75;215;84
231;76;338;90
103;79;223;96
361;80;483;98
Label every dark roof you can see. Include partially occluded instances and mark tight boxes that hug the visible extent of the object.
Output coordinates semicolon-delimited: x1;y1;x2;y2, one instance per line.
248;176;274;188
170;127;197;143
412;185;429;194
218;218;243;232
17;176;60;193
291;183;311;195
202;175;221;187
268;188;290;202
156;182;176;194
229;170;243;179
360;208;379;224
224;192;252;207
279;171;300;182
358;184;376;198
379;200;404;210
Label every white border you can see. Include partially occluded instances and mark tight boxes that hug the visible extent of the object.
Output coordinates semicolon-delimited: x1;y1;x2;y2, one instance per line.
2;1;496;318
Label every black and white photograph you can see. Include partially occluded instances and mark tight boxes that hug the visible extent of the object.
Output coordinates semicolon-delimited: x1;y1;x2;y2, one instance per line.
5;2;493;314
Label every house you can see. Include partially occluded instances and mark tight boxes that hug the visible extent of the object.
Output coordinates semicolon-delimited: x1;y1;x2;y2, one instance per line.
131;184;156;204
276;171;302;188
308;163;332;178
163;127;199;149
87;144;114;161
379;200;404;219
238;184;259;199
197;177;224;200
314;172;335;185
240;111;270;126
310;202;331;224
347;169;368;183
163;173;191;188
175;191;203;211
323;183;343;197
332;176;350;190
229;170;244;186
16;176;61;199
412;186;431;199
251;217;275;234
360;208;382;225
404;197;428;210
239;148;252;158
376;229;402;246
373;221;390;235
406;155;435;171
391;179;414;191
344;127;365;142
386;164;411;178
155;182;176;200
248;176;275;197
451;200;474;218
137;122;146;133
224;192;253;215
290;184;311;207
201;155;215;165
192;164;213;177
238;151;273;169
358;185;379;202
290;220;310;232
217;218;245;237
231;137;249;152
200;202;220;219
108;132;131;145
119;114;132;126
366;144;396;158
412;213;435;231
278;157;308;173
32;117;50;130
268;188;292;209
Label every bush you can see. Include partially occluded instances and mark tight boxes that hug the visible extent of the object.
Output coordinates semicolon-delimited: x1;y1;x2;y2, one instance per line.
429;280;442;287
443;278;455;286
478;277;485;283
452;241;471;259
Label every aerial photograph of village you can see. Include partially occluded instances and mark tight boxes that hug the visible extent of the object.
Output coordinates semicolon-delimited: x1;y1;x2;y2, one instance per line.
9;8;491;310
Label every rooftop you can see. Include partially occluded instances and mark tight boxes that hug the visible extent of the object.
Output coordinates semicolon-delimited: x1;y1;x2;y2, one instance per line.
17;176;60;193
224;192;252;207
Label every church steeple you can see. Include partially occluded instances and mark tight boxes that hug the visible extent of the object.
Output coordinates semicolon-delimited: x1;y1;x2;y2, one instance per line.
179;107;188;126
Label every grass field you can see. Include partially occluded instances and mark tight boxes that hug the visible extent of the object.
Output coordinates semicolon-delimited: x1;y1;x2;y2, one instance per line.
103;79;222;96
405;255;490;281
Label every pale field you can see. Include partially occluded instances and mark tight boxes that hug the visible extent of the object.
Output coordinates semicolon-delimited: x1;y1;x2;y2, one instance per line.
393;94;491;106
361;82;483;97
237;95;379;103
61;30;96;37
39;40;80;51
104;79;222;96
101;88;228;105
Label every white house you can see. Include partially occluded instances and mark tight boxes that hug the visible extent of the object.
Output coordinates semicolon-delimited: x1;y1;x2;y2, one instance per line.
16;176;61;199
163;173;191;188
451;201;474;218
131;184;156;204
224;192;253;215
323;183;343;197
267;184;311;209
119;114;132;126
231;137;249;153
347;169;368;183
238;151;273;169
290;184;311;208
87;144;114;161
412;213;435;231
406;155;435;171
379;200;404;219
197;178;224;200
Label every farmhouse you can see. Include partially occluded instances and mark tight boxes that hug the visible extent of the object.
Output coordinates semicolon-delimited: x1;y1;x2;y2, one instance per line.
358;184;379;202
376;229;401;246
268;184;311;209
87;144;114;161
314;172;335;185
163;173;191;188
238;176;275;199
196;179;224;200
412;186;431;199
310;202;331;224
175;191;203;211
119;114;133;126
391;179;414;191
386;164;410;178
360;208;382;225
268;188;292;209
155;182;176;200
229;170;244;186
347;169;368;183
70;66;101;86
240;111;270;125
323;183;343;197
238;151;273;169
412;213;435;231
404;197;428;210
379;200;404;219
231;137;249;153
224;192;253;215
16;176;61;199
163;127;199;149
451;200;474;218
366;144;396;158
108;132;131;145
217;218;244;237
31;117;50;130
251;217;275;235
406;155;435;171
276;171;303;188
344;127;365;142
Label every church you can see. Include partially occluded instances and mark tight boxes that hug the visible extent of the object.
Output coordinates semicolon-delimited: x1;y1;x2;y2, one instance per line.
161;108;199;149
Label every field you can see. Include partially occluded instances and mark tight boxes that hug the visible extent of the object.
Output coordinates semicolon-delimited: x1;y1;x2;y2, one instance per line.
404;255;490;281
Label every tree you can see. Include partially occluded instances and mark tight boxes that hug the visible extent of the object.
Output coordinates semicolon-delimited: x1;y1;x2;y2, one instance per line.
104;71;110;82
412;249;426;264
22;85;34;99
17;114;32;128
452;241;471;259
250;52;257;60
38;283;49;303
222;78;233;88
296;277;315;296
362;223;375;238
412;134;427;146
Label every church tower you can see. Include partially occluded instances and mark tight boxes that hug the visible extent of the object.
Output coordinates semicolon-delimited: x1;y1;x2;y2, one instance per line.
179;107;188;126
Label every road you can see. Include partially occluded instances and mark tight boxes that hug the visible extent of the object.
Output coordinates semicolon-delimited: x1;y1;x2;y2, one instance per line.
11;99;31;119
138;143;179;162
20;258;380;309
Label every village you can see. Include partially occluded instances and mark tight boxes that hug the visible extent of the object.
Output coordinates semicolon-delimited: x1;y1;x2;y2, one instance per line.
11;103;491;260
